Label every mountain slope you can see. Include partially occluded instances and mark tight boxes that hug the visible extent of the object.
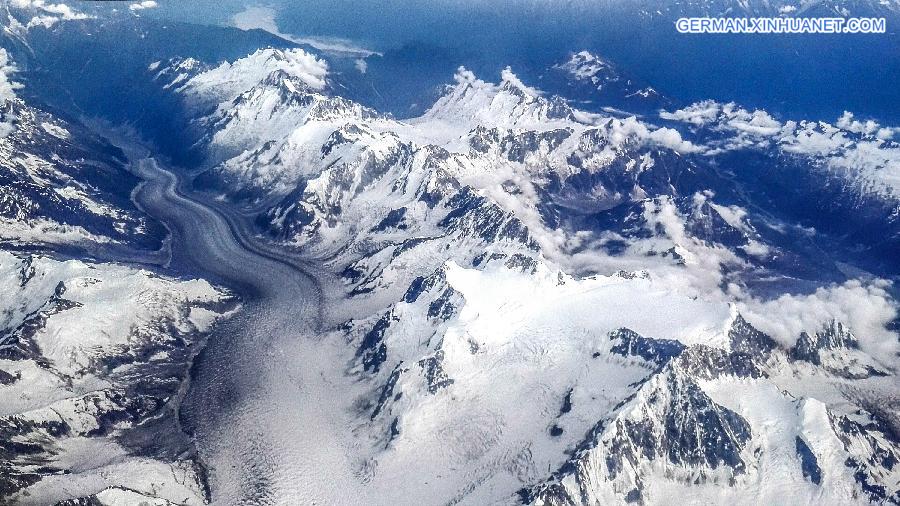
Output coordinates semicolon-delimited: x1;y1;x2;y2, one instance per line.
0;250;235;505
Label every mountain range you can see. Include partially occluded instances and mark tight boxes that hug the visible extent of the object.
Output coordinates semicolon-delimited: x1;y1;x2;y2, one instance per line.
0;2;898;505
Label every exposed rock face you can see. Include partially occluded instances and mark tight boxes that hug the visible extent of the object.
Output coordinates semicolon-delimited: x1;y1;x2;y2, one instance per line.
525;352;755;506
609;328;685;367
526;317;899;505
790;320;888;379
0;99;166;250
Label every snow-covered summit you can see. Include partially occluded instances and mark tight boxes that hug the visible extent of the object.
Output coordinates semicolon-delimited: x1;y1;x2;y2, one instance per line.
419;66;576;131
155;47;379;170
545;51;672;115
556;51;615;82
178;47;328;108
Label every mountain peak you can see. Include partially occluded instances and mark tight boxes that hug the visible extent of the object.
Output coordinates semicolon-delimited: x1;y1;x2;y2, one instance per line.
557;50;614;81
499;66;541;98
421;66;575;131
452;65;478;86
181;47;328;109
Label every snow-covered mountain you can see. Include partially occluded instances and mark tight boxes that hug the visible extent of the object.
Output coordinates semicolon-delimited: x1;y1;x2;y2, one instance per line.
152;44;900;505
542;51;672;115
0;250;235;505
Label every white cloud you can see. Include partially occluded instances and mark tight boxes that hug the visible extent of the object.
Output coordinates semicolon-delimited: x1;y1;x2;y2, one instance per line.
0;49;19;103
231;5;279;33
659;100;722;126
129;1;158;11
647;125;700;153
9;0;90;28
739;279;898;357
836;111;899;140
0;49;21;138
231;6;379;57
453;66;477;84
661;101;784;148
662;101;900;199
725;108;782;137
602;115;702;154
354;58;368;74
292;35;381;57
